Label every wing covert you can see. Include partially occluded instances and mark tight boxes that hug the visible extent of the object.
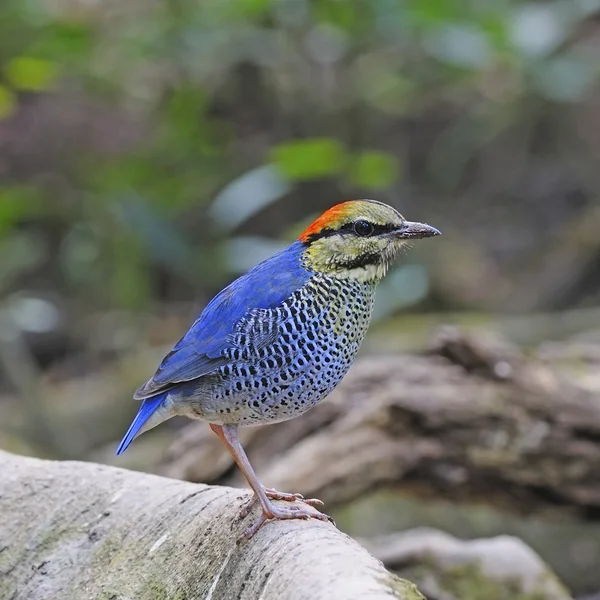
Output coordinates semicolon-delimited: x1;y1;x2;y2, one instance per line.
134;241;310;399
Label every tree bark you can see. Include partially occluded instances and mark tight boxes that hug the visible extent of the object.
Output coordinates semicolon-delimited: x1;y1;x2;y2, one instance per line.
0;450;423;600
160;327;600;518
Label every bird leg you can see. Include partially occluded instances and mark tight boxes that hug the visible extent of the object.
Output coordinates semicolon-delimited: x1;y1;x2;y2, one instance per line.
209;423;332;539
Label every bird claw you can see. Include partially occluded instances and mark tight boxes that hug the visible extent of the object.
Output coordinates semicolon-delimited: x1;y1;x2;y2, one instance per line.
239;502;334;541
264;488;325;507
238;487;324;519
239;512;267;541
264;488;304;502
236;487;332;540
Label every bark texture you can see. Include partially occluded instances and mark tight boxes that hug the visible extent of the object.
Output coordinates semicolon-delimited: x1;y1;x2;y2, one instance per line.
0;451;423;600
161;327;600;518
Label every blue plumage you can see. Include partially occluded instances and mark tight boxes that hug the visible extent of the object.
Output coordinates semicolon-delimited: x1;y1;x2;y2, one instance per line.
134;241;311;400
116;393;166;455
116;199;441;539
117;241;311;454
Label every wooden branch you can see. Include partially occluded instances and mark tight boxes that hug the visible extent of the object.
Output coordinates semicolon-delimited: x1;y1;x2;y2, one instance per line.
0;450;423;600
161;328;600;519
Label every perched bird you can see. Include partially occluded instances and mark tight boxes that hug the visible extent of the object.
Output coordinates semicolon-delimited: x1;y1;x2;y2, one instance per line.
117;199;440;538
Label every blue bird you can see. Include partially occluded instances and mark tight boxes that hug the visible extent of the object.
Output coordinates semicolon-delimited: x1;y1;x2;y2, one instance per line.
117;199;440;538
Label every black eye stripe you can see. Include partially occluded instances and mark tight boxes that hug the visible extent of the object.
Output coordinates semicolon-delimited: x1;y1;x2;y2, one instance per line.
340;221;398;236
302;220;400;244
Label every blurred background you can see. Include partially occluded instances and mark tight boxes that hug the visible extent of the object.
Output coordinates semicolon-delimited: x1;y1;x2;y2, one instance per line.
1;0;600;597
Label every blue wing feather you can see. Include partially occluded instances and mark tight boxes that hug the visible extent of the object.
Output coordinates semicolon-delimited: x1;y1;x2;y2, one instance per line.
134;241;311;400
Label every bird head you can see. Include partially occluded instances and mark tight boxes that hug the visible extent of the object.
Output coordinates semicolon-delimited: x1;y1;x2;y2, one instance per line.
298;199;440;282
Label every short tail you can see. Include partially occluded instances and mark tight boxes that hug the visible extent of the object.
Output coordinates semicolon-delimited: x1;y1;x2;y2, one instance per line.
116;394;166;455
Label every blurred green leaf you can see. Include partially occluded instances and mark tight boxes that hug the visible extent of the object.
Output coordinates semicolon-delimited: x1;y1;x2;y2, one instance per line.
206;0;274;20
407;0;466;24
5;57;58;91
235;0;274;16
270;138;346;181
0;85;16;120
315;0;366;32
0;187;42;235
31;22;94;61
348;150;400;190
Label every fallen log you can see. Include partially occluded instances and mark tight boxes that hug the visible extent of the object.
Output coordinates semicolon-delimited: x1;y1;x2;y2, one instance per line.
160;327;600;518
0;450;423;600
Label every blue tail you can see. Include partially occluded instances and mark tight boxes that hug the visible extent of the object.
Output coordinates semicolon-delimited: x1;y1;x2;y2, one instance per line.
116;394;165;455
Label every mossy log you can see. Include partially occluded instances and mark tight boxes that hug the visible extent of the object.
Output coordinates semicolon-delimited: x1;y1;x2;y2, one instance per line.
0;450;423;600
160;327;600;518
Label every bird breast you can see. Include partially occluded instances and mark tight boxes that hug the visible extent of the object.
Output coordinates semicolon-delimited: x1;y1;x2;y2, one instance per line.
193;274;378;425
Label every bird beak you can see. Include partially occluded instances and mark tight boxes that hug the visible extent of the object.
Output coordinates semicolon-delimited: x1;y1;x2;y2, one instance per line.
395;221;441;239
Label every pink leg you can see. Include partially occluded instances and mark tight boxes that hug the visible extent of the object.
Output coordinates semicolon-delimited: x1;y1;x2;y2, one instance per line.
239;487;324;519
210;423;333;539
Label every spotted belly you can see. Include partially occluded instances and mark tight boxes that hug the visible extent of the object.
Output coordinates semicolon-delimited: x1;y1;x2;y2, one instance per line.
182;275;377;425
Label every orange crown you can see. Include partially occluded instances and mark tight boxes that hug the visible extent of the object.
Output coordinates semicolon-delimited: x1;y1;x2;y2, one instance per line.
298;202;354;243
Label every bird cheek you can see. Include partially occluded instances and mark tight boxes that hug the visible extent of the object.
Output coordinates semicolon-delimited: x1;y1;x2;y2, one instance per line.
388;239;405;256
377;238;393;253
322;236;344;254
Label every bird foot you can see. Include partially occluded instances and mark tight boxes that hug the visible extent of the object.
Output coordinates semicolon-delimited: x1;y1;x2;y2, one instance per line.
239;487;324;519
241;501;334;541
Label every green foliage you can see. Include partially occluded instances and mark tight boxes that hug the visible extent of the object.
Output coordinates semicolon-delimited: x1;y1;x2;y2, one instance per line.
5;56;57;91
0;187;42;235
349;150;400;190
270;138;346;181
270;142;400;190
0;0;598;315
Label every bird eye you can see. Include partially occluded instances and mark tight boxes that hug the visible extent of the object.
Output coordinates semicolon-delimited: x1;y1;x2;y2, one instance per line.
353;220;374;236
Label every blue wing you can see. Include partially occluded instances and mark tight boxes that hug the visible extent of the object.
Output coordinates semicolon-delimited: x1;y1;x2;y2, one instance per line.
134;241;311;400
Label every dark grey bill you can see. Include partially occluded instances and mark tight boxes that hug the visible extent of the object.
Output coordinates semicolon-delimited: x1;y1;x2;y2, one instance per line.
395;221;441;239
